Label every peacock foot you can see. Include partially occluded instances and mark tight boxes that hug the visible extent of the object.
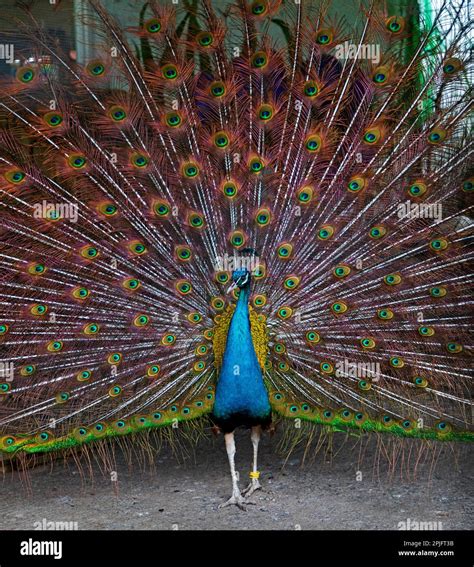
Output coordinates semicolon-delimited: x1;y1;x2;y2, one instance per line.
242;478;262;498
218;491;249;511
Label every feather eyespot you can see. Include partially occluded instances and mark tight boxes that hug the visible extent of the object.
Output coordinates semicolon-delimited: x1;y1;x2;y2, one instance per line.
251;51;268;69
229;230;246;248
316;29;333;46
429;238;448;252
255;207;271;227
175;280;192;295
128;241;147;255
16;66;35;84
43;111;63;128
333;265;350;278
196;31;214;47
72;286;90;299
175;245;192;262
187;211;205;229
144;18;161;34
277;242;293;259
4;169;26;185
296;185;314;204
161;64;178;80
331;301;348;314
153;200;171;218
385;16;405;34
86;61;106;77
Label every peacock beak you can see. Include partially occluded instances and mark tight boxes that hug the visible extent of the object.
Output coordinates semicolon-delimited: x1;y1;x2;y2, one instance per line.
227;281;238;294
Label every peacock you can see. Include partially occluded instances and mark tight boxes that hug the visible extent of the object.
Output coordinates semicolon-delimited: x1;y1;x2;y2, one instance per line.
0;0;472;511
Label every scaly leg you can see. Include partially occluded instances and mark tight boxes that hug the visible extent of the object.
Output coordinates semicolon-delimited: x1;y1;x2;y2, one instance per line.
219;431;247;510
242;425;262;498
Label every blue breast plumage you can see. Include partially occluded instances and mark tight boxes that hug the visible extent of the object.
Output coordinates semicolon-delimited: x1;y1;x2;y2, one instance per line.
212;285;271;427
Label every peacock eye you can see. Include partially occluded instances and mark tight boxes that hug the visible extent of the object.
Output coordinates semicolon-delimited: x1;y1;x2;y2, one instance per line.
320;362;334;373
429;286;446;298
331;301;348;314
109;106;127;122
385;16;405;34
296;185;314;203
211;297;225;310
161;64;178;80
303;80;319;98
176;280;192;295
31;303;48;316
68;155;87;169
108;352;123;365
86;61;106;76
133;314;150;327
197;31;214;47
390;356;404;368
0;324;9;335
429;238;448;252
251;51;268;69
210;81;226;97
255;207;271;227
47;340;64;352
316;30;333;45
305;331;320;344
257;103;274;121
222;181;238;198
277;306;292;319
5;169;26;184
109;385;122;397
305;134;322;152
21;364;36;376
317;225;334;240
44;111;63;127
333;265;350;278
175;245;192;261
249;157;264;173
166;112;182;127
251;1;268;16
377;308;394;320
383;273;401;286
129;241;147;255
182;162;200;178
283;275;300;290
83;323;100;335
277;242;293;259
131;152;149;168
16;66;35;83
253;294;267;307
214;131;229;148
188;212;205;229
145;18;161;34
369;226;386;239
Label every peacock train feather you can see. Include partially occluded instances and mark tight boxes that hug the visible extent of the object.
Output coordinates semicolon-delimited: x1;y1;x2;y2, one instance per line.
0;0;472;508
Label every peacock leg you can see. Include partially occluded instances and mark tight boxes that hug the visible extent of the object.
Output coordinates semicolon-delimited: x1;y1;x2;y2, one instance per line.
242;425;262;498
219;431;247;510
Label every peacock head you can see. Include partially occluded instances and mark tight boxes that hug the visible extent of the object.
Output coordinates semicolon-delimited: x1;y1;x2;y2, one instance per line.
228;268;251;293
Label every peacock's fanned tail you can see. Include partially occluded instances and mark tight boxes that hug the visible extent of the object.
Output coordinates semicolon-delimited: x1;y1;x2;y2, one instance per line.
0;0;472;459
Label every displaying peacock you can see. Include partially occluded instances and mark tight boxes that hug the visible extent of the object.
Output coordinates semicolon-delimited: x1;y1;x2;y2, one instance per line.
0;0;472;511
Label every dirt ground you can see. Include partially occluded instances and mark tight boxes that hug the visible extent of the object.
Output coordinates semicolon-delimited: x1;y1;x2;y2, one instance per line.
1;429;472;531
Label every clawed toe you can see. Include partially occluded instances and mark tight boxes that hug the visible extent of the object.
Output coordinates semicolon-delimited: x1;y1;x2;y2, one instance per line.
218;494;248;510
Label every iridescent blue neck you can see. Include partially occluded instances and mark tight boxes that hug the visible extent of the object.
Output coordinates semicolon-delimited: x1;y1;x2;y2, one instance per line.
213;284;271;422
